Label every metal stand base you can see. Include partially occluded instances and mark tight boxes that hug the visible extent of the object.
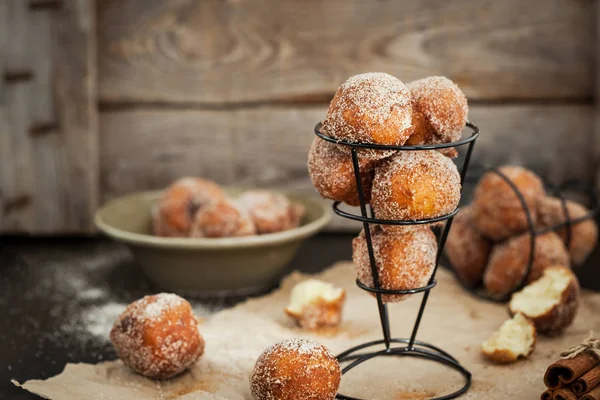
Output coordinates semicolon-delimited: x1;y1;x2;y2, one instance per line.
336;339;471;400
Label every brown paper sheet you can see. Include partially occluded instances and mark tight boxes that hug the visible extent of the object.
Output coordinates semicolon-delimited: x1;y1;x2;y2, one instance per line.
14;263;600;399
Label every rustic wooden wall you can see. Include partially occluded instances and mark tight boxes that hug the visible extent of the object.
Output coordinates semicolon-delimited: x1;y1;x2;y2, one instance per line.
0;0;98;233
1;0;597;232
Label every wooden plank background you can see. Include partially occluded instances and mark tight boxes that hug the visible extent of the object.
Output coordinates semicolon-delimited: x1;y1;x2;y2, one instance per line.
0;0;98;234
1;0;598;232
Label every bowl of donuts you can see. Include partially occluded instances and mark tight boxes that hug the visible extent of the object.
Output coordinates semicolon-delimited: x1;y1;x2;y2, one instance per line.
95;178;332;294
445;165;599;304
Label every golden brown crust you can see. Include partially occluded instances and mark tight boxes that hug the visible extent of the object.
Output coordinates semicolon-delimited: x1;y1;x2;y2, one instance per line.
153;177;225;237
110;294;204;379
371;150;461;225
471;166;545;241
307;138;378;206
322;72;413;160
352;226;437;303
537;197;599;266
483;232;570;299
238;190;305;234
405;76;468;151
250;338;341;400
190;198;256;238
445;206;492;287
509;266;580;335
284;291;346;330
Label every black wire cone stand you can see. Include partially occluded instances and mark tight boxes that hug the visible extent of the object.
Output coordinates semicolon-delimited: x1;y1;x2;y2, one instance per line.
442;166;600;303
314;121;480;400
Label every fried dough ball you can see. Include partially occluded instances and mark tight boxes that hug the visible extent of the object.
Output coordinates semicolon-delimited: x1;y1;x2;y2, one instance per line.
509;265;579;335
152;177;225;237
238;190;305;234
537;197;598;266
190;198;256;238
406;76;469;159
371;150;461;232
445;205;492;287
307;137;378;206
483;232;570;299
322;72;413;160
110;293;205;379
250;338;341;400
352;226;438;303
472;166;545;241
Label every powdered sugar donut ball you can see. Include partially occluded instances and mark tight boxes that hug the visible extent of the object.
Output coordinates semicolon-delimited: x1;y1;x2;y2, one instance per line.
152;177;225;237
352;226;438;303
371;150;461;231
322;72;413;160
110;293;204;379
238;190;305;234
190;198;256;238
445;205;491;287
471;166;545;242
483;232;570;299
537;197;598;266
406;76;468;158
308;137;378;206
250;338;341;400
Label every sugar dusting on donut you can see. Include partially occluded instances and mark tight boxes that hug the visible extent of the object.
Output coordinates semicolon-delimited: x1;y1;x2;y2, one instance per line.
110;293;204;379
250;338;340;400
371;150;461;221
238;190;304;234
307;137;377;206
322;72;413;159
352;226;438;303
407;76;468;143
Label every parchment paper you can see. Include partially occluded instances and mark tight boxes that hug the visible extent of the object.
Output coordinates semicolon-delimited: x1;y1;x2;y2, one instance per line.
14;262;600;399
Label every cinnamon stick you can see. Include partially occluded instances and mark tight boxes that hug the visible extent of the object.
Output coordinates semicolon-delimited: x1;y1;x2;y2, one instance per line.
544;353;598;389
541;389;554;400
573;365;600;396
553;387;577;400
582;385;600;400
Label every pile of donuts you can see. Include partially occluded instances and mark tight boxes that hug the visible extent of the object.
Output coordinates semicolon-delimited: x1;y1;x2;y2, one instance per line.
309;72;468;302
109;292;343;400
151;177;305;238
445;165;598;299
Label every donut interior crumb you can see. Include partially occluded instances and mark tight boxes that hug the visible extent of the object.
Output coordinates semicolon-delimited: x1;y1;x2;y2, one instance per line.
285;279;344;314
481;313;535;362
510;267;572;317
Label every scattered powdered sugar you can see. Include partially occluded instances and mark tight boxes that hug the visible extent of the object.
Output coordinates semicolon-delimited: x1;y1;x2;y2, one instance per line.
407;76;468;143
322;72;413;160
371;150;461;221
83;302;128;339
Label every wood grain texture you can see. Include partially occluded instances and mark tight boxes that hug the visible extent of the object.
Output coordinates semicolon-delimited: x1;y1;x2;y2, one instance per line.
596;4;600;191
0;0;98;233
100;104;593;231
97;0;594;104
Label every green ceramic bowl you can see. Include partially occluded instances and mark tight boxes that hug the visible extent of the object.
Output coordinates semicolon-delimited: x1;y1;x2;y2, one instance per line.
94;190;332;295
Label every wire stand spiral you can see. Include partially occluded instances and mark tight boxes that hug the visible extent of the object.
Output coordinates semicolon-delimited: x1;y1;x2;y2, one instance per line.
314;121;480;400
445;167;600;303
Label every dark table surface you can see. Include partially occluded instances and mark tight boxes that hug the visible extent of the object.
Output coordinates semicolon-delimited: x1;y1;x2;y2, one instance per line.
2;234;599;400
0;234;353;400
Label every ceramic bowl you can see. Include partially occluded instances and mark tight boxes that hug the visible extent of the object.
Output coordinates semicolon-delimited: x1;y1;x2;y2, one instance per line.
94;190;332;295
